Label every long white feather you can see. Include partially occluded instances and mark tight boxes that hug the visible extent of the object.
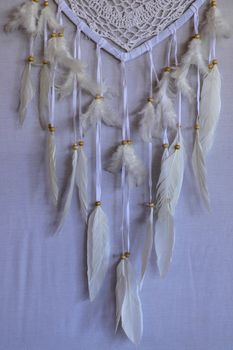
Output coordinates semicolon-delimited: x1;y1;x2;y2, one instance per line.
140;207;154;288
192;124;210;209
76;146;89;223
139;102;157;142
107;144;146;187
38;5;63;35
202;5;231;40
5;0;39;35
39;63;50;129
172;37;207;99
56;149;78;232
199;64;221;156
81;98;120;133
19;60;34;125
87;205;110;301
48;131;58;206
115;257;143;345
58;71;99;98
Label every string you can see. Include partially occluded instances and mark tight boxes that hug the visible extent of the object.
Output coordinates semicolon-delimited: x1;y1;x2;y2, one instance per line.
121;61;130;140
95;45;102;202
76;28;84;139
72;30;78;142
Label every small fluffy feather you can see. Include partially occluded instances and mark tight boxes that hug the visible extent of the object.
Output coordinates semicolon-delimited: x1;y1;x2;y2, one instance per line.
202;6;231;39
81;98;120;133
87;205;110;301
58;71;99;98
39;64;50;130
48;132;59;206
5;0;39;35
199;64;221;155
107;144;146;187
76;147;89;222
116;258;143;345
192;125;210;209
38;6;63;35
19;62;34;125
139;102;157;142
56;150;78;233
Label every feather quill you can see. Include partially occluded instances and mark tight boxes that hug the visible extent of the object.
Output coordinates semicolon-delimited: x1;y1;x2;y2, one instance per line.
76;144;89;222
192;122;210;209
116;257;143;345
56;147;78;232
199;63;221;155
48;127;59;206
19;58;34;125
39;63;50;129
87;205;110;301
38;4;63;35
5;0;39;35
107;142;146;187
81;97;120;133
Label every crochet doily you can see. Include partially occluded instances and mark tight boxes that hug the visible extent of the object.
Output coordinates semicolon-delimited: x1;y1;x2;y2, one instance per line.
67;0;195;51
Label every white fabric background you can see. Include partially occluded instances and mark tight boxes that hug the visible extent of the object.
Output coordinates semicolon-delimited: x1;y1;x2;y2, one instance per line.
0;1;233;349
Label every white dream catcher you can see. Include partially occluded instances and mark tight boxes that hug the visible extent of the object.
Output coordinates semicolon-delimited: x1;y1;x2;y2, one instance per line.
5;0;231;344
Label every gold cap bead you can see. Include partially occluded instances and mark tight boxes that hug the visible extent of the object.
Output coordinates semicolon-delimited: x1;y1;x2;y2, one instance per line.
212;59;218;65
210;0;217;7
72;143;78;151
95;95;104;100
195;123;200;130
50;32;57;38
121;140;132;146
57;32;64;38
27;55;34;63
175;144;181;150
147;202;155;208
164;66;172;73
95;201;101;207
208;63;214;70
124;251;130;258
78;140;84;147
44;1;49;6
120;254;126;260
162;143;169;149
32;0;39;3
43;60;49;65
192;33;201;40
147;97;154;103
48;124;56;133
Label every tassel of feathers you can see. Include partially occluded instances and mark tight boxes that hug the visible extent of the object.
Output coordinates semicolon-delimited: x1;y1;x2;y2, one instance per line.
76;142;89;223
38;1;63;35
47;125;59;206
116;254;143;345
107;141;146;187
87;203;110;301
5;0;39;35
155;132;185;276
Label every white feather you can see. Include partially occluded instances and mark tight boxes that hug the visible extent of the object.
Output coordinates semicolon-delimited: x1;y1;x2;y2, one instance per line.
58;71;99;98
39;63;50;129
156;133;185;215
192;125;210;209
19;61;34;126
87;205;110;301
140;207;154;288
47;36;85;73
38;6;63;35
116;258;143;345
202;6;231;39
48;132;58;206
76;146;89;223
81;98;120;133
154;71;177;133
173;38;207;99
199;64;221;155
139;102;157;142
56;149;78;232
5;0;39;35
107;144;146;187
155;207;175;277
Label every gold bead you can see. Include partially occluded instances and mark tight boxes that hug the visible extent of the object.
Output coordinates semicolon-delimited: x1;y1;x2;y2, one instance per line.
127;139;132;145
43;60;49;65
194;123;200;130
212;59;218;65
72;143;78;151
27;55;34;63
95;201;101;207
57;32;64;38
164;66;172;73
175;144;181;150
124;251;130;258
50;32;57;38
147;97;154;103
162;143;169;149
32;0;39;3
210;0;217;7
121;140;128;146
120;254;126;260
48;124;56;133
192;33;201;40
78;140;84;147
44;0;49;6
95;95;104;100
147;202;155;208
208;63;214;70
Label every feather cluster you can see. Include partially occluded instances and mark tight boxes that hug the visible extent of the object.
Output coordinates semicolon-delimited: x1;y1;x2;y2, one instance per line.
19;57;35;125
139;100;157;142
202;4;231;40
87;205;110;301
38;4;63;35
5;0;39;35
116;255;143;345
107;141;146;187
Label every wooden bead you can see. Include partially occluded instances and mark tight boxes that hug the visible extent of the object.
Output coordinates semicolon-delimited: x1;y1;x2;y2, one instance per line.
72;143;78;151
27;55;34;63
124;252;130;258
192;33;201;40
44;1;49;6
147;97;154;103
162;143;169;149
164;66;172;73
147;202;155;208
95;201;101;207
174;144;181;150
48;124;55;133
95;95;104;100
78;141;84;147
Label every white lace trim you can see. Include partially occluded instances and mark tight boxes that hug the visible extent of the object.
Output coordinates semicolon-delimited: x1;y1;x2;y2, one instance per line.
68;0;196;51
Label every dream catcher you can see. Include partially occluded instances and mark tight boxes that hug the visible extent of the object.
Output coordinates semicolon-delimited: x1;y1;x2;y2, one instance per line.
5;0;231;344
